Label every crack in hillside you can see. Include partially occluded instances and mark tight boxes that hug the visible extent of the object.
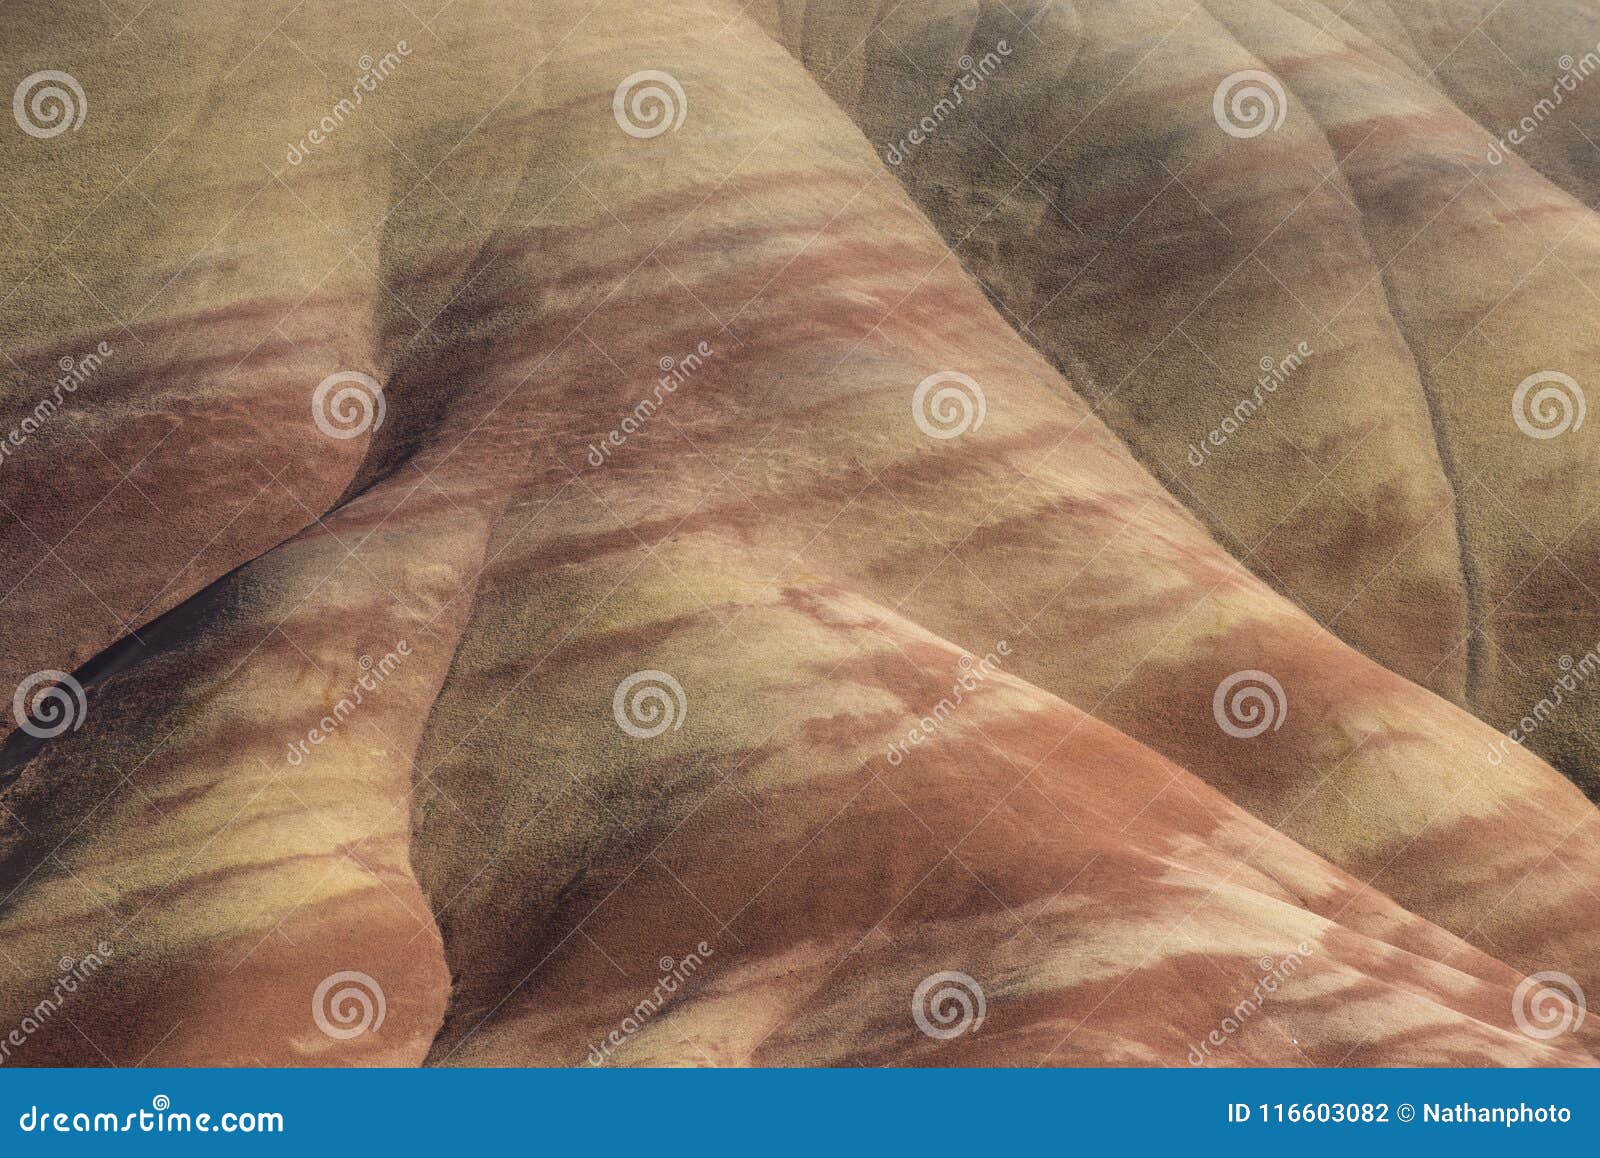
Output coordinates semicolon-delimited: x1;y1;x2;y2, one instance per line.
1201;0;1489;704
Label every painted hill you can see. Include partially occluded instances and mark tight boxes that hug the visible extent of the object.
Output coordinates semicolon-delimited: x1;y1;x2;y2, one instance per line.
0;0;1597;1065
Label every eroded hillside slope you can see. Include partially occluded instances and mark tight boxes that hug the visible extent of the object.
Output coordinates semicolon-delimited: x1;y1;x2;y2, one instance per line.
759;0;1600;796
0;0;1597;1066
